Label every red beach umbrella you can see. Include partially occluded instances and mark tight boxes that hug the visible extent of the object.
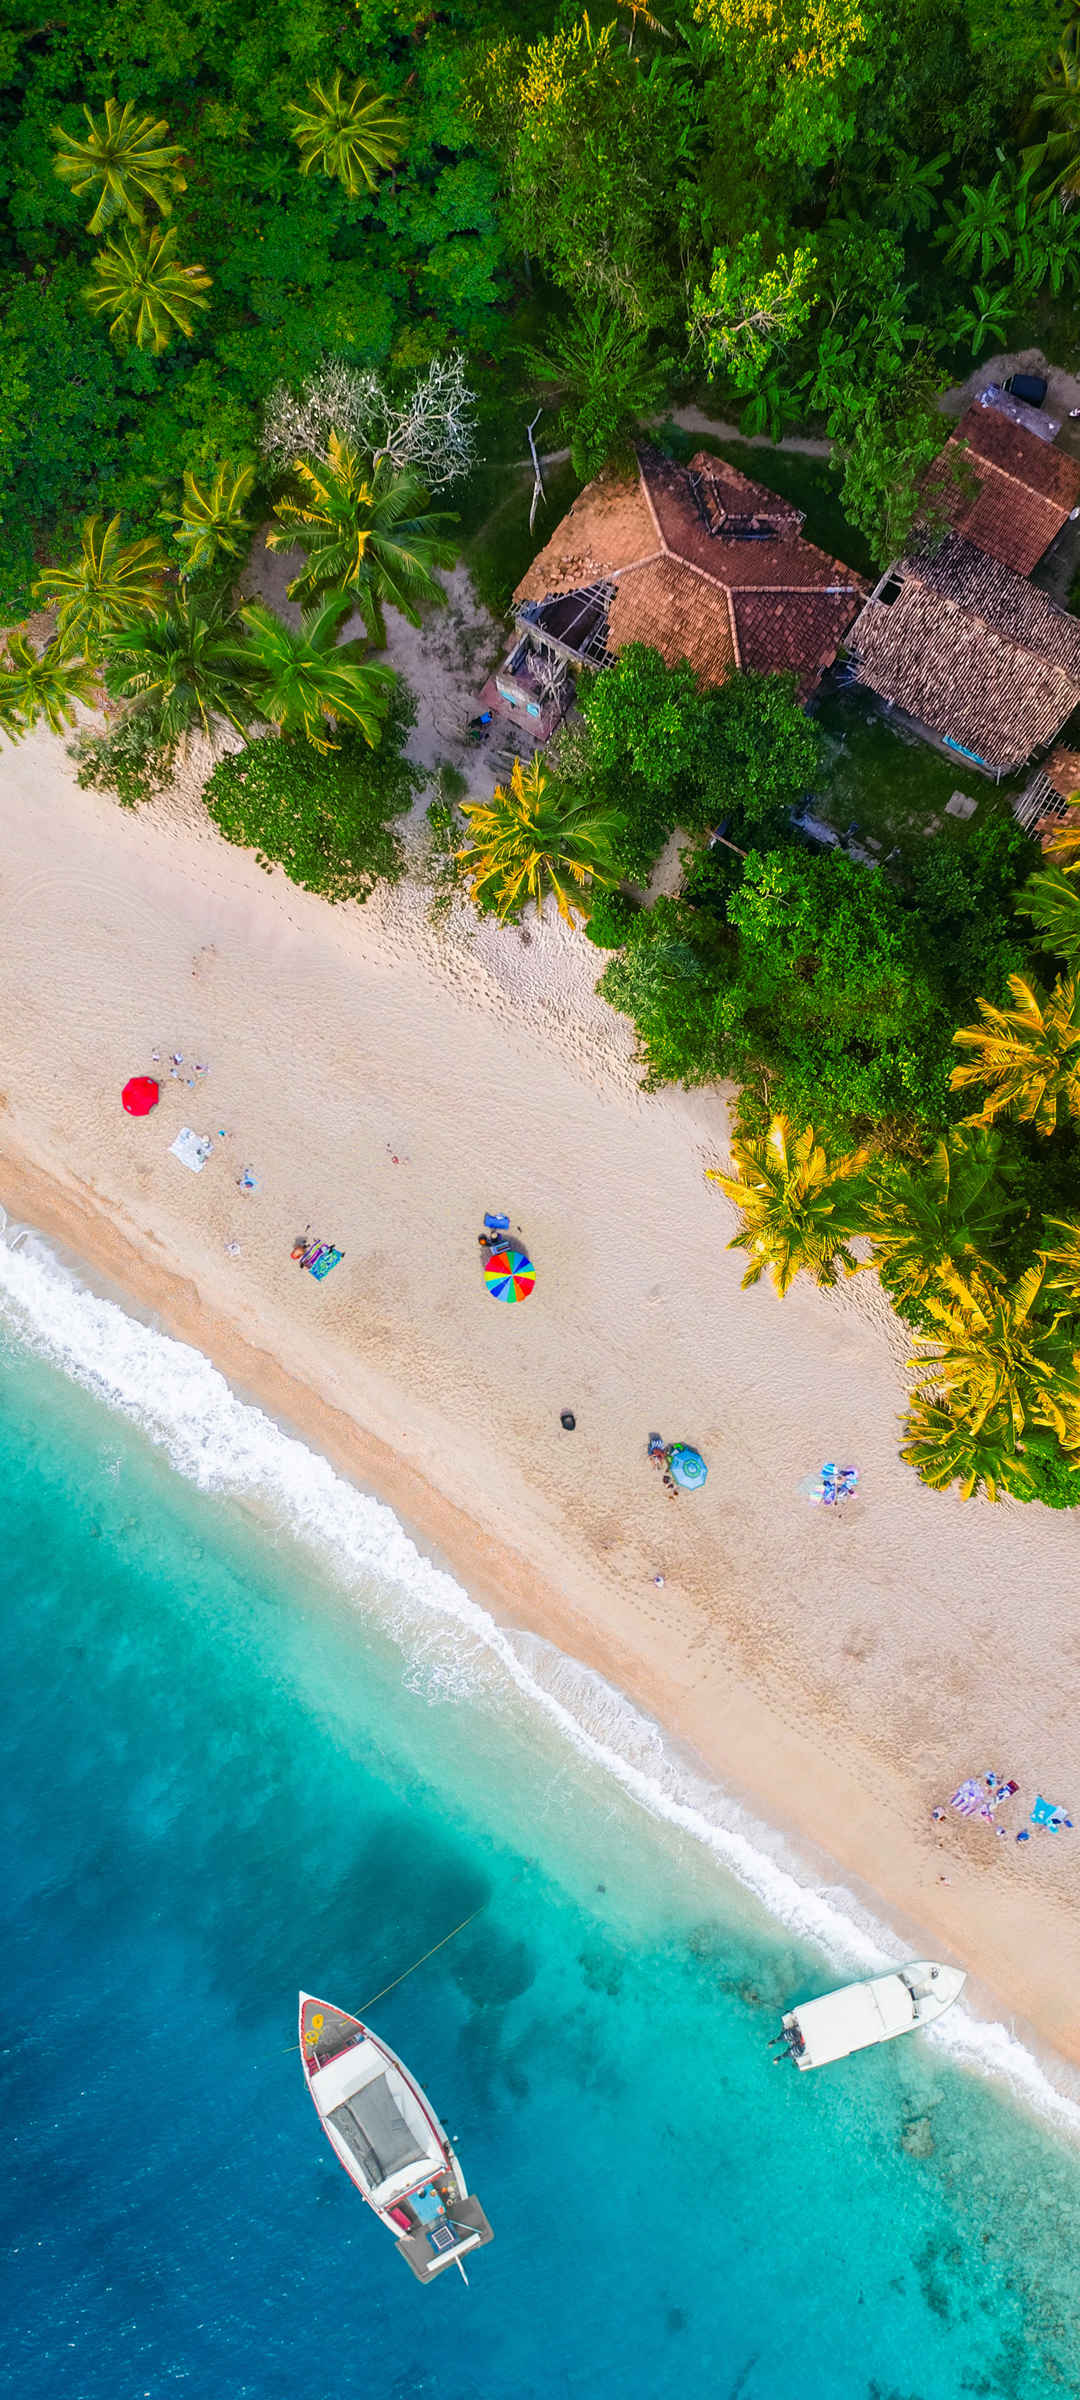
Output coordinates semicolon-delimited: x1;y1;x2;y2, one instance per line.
122;1076;160;1117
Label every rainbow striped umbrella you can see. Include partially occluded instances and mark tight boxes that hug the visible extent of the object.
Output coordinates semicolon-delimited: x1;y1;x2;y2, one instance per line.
484;1246;536;1302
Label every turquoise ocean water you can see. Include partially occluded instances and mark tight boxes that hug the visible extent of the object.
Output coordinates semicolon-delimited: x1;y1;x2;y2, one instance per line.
2;1226;1080;2400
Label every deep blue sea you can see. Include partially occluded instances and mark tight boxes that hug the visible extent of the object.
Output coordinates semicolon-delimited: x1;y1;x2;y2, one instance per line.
2;1225;1080;2400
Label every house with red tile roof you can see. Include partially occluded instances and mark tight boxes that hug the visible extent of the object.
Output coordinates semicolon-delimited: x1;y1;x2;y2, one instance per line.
922;401;1080;577
490;446;866;731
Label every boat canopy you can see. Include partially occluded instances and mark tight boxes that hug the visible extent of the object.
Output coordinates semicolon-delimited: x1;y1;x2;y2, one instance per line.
312;2038;444;2203
791;1975;916;2067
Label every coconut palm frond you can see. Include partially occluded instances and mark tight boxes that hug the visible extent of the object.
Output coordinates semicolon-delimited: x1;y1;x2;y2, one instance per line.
458;755;622;924
950;971;1080;1135
53;97;186;233
706;1115;869;1297
33;515;167;656
286;73;406;198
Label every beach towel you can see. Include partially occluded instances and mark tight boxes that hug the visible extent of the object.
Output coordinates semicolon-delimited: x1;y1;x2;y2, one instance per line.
308;1247;343;1280
169;1128;213;1174
1031;1795;1074;1831
484;1213;510;1232
950;1779;982;1816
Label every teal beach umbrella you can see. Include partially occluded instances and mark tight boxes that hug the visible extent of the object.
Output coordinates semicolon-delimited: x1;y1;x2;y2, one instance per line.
668;1444;707;1490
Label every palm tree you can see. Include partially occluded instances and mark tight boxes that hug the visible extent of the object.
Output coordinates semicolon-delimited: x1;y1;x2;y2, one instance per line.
0;635;97;737
938;170;1015;276
950;282;1014;360
162;463;258;577
899;1397;1044;1502
458;755;623;925
32;515;167;657
950;972;1080;1135
0;633;96;739
85;223;211;354
705;1116;869;1296
235;592;396;751
1043;814;1080;869
1039;1215;1080;1303
519;303;668;481
105;587;253;744
269;437;455;637
1018;861;1080;970
52;98;186;233
286;74;406;198
862;1127;1012;1304
908;1260;1080;1443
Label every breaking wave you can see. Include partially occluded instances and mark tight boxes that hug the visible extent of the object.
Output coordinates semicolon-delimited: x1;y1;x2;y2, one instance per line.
1;1217;1078;2139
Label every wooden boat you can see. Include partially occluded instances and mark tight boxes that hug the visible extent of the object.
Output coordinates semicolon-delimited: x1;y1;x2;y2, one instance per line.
299;1992;494;2282
775;1960;966;2071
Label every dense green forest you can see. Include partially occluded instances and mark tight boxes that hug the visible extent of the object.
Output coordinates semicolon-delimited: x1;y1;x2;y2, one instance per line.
5;0;1080;1504
1;0;1078;594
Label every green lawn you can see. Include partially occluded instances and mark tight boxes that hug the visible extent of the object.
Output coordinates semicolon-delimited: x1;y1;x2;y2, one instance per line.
809;688;1025;858
457;458;583;620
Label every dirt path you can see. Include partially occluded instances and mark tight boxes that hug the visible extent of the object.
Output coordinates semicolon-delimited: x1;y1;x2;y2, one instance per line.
512;409;835;473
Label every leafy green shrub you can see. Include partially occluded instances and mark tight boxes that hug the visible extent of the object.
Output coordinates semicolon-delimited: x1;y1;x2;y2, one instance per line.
1016;1446;1080;1509
423;778;468;923
583;888;637;947
597;899;730;1088
70;714;177;809
202;686;421;902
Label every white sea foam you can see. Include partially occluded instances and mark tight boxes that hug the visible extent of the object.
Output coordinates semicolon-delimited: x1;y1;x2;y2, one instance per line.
2;1220;1079;2139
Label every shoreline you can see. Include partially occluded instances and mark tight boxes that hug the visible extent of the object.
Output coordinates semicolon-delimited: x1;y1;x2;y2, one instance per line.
1;726;1079;2095
5;1148;1080;2119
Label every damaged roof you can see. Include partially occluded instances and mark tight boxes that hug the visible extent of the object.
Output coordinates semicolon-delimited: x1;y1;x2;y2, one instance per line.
513;447;865;694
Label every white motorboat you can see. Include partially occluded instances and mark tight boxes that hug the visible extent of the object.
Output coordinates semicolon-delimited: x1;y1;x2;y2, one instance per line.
299;1992;493;2282
774;1960;966;2071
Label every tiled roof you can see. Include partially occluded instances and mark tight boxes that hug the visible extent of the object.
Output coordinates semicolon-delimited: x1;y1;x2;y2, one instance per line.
850;534;1080;773
732;589;865;681
514;472;660;604
513;448;865;696
607;556;738;682
923;403;1080;575
645;449;856;596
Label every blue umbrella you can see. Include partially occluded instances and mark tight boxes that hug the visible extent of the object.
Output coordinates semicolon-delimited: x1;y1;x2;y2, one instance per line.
668;1444;707;1491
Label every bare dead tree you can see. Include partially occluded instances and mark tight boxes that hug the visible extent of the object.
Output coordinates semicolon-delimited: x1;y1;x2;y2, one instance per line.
372;353;478;490
526;411;546;535
530;646;567;711
261;353;478;491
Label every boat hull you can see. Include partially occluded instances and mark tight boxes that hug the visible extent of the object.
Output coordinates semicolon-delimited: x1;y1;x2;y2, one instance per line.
298;1991;493;2280
780;1961;965;2071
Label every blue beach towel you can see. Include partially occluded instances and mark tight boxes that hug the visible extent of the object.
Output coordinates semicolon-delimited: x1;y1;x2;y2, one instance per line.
308;1247;343;1280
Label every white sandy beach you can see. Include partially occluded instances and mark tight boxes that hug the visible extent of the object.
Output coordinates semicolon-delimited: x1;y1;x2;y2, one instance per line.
1;717;1079;2075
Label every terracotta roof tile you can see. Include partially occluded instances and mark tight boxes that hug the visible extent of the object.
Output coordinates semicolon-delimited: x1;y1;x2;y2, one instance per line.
642;447;859;594
923;403;1080;575
607;557;737;680
957;403;1080;507
850;535;1080;773
733;589;865;692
